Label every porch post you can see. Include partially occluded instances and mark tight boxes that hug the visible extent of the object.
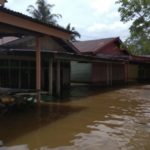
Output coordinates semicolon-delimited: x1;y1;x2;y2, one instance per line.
110;63;112;86
125;62;128;83
49;59;53;95
18;61;21;89
106;63;109;85
35;36;41;105
56;60;61;96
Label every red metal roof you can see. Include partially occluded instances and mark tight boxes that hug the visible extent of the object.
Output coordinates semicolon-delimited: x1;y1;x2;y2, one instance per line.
73;37;130;56
73;38;116;53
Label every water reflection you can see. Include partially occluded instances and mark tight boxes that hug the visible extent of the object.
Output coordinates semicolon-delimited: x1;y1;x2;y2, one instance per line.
1;85;150;150
0;103;86;146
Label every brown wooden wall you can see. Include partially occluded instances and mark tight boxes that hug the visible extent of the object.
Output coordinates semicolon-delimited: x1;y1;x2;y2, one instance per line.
111;63;126;84
92;62;108;86
138;64;150;82
91;62;126;86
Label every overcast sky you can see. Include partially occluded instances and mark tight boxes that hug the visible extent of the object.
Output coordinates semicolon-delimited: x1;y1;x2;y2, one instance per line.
5;0;131;41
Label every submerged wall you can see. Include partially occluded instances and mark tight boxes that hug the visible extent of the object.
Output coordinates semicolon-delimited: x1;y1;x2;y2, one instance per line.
71;61;126;86
71;61;92;83
0;59;71;93
111;63;125;84
0;59;36;89
92;62;108;85
128;64;139;82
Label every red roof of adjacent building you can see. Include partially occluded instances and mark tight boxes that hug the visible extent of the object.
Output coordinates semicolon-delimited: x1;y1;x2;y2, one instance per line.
73;37;129;56
73;38;115;53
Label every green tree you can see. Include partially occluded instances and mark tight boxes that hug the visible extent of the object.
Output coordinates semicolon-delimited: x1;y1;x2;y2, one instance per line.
66;23;81;42
116;0;150;55
27;0;61;25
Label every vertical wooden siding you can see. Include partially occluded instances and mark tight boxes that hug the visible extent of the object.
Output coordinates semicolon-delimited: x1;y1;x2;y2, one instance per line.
111;63;125;84
128;64;138;82
92;62;108;85
92;62;126;86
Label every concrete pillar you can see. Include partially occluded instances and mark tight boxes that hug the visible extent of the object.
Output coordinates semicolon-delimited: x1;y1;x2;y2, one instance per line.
35;36;41;105
48;59;53;95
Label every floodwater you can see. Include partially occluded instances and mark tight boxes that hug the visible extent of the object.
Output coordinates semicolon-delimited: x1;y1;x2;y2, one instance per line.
1;85;150;150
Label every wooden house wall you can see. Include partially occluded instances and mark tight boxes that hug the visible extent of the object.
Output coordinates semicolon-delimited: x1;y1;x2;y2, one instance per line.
111;63;125;84
71;61;127;86
92;62;126;86
128;64;138;82
138;64;150;82
91;62;108;85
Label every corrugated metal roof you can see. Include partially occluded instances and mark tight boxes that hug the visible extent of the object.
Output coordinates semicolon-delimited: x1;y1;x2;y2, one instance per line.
73;38;117;53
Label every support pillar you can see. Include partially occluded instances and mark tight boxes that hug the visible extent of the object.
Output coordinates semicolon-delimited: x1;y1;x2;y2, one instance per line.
8;59;11;88
125;62;128;83
48;59;53;95
35;36;41;105
106;63;109;85
18;61;21;89
110;63;113;86
56;61;61;96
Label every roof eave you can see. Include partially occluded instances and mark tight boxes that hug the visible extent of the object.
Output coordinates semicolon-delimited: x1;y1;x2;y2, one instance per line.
0;7;71;40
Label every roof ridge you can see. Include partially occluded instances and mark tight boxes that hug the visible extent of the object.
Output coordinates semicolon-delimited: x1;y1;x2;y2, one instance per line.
77;37;118;43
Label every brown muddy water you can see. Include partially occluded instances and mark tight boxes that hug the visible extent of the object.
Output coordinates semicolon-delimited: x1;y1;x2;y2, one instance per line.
0;85;150;150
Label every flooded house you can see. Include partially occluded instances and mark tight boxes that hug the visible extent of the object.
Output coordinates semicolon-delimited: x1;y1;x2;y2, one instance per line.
71;37;129;86
0;7;80;98
0;7;127;99
0;7;150;101
72;38;150;85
